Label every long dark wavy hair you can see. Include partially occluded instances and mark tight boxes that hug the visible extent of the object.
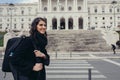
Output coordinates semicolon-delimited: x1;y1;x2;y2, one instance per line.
29;17;47;38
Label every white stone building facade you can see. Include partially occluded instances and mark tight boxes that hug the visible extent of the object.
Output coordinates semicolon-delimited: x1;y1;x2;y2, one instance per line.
0;0;120;32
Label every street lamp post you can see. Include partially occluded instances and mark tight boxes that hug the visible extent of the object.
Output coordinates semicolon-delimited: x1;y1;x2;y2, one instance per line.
88;7;91;30
111;1;120;40
4;3;15;48
111;1;117;28
9;3;14;32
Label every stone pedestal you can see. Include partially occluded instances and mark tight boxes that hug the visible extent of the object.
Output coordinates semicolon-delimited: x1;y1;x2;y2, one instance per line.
102;30;119;45
4;32;16;48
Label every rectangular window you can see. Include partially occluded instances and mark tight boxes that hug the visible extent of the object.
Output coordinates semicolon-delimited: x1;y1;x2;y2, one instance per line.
109;8;112;13
21;24;24;29
117;8;120;13
21;18;24;21
7;18;9;22
7;24;9;27
102;17;105;20
102;6;105;13
95;9;97;13
110;17;112;20
95;17;97;20
14;24;16;29
88;17;90;20
21;10;24;15
110;22;113;25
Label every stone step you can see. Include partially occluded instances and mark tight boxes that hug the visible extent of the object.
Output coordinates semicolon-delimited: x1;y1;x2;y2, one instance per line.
47;30;110;52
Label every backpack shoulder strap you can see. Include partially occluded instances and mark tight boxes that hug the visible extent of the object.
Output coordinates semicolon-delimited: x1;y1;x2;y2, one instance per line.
9;35;26;52
30;37;37;50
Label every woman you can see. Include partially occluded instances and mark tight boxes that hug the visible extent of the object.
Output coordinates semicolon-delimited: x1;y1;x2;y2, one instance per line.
10;17;50;80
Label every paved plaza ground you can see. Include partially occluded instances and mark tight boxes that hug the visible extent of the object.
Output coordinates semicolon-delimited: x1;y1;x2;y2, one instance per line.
0;50;120;80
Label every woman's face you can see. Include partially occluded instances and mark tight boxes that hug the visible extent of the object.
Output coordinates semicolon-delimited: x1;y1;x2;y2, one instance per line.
37;20;46;34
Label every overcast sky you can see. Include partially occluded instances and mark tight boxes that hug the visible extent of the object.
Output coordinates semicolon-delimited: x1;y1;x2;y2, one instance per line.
0;0;119;3
0;0;38;3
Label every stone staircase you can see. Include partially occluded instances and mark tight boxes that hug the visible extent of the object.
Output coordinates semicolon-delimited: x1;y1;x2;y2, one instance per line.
46;30;111;52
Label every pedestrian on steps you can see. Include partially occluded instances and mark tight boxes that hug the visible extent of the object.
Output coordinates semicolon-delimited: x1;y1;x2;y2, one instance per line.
111;44;116;54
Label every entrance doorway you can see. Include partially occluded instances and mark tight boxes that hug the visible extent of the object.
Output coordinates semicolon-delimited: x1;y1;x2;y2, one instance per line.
68;18;73;29
52;18;57;29
60;18;65;29
78;17;83;29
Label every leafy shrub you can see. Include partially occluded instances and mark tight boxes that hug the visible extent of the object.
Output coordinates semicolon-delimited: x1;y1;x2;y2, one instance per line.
0;32;6;46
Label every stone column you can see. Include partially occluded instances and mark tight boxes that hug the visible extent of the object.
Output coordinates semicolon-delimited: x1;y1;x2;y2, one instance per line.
48;0;51;12
83;0;88;30
57;18;60;30
73;17;78;30
38;0;40;12
47;16;51;30
83;15;88;30
73;0;77;12
66;18;68;30
49;0;51;12
76;16;78;30
83;0;87;12
39;0;42;12
57;0;60;12
73;0;76;11
75;0;77;12
65;0;67;12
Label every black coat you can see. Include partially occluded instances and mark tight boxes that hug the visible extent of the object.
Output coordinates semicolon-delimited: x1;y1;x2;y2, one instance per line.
10;36;50;80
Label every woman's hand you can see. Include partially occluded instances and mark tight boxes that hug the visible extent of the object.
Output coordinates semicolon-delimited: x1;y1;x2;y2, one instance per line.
34;50;46;58
33;63;43;71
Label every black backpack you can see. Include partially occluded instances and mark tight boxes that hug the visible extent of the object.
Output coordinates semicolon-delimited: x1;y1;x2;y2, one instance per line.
2;35;50;73
2;35;26;72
